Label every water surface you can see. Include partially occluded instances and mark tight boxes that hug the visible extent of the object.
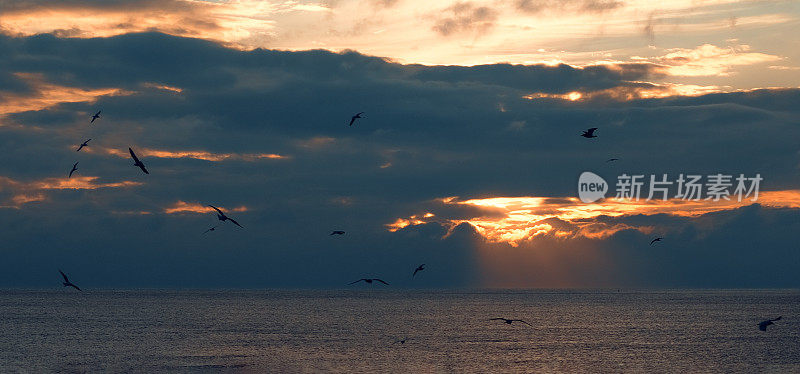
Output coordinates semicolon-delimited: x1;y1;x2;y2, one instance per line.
1;289;798;372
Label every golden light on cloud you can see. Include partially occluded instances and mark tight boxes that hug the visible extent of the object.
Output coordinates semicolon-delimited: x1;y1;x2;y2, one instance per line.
0;73;131;118
0;175;141;208
164;200;248;214
651;44;782;77
385;213;435;232
32;176;143;190
142;83;184;93
388;190;800;245
0;0;332;47
94;147;287;162
11;193;47;206
523;82;723;102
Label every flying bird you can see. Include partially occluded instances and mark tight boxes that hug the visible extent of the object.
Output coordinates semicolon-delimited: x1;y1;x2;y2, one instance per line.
490;318;531;326
208;205;243;228
69;162;79;178
581;127;598;138
128;147;149;174
412;264;425;278
606;158;619;162
203;226;218;234
650;237;663;246
76;139;91;152
90;110;101;123
59;270;82;291
348;278;389;285
758;316;782;331
349;112;364;126
330;231;346;236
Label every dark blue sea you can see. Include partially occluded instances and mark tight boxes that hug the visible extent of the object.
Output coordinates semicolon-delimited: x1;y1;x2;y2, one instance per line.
1;289;798;372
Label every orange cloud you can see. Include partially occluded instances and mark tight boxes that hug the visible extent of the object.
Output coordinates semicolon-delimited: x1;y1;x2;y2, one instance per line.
0;73;131;118
386;213;432;232
164;201;248;214
142;82;184;93
11;193;47;206
0;0;330;46
0;175;141;209
644;44;782;77
32;176;142;190
388;190;800;245
92;147;287;162
524;82;723;102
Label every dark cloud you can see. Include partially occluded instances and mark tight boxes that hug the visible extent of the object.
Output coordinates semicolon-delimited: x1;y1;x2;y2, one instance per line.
0;32;798;287
516;0;624;14
431;1;498;37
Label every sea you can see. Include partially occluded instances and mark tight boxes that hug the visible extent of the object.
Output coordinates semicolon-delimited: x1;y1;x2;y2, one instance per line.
0;289;798;373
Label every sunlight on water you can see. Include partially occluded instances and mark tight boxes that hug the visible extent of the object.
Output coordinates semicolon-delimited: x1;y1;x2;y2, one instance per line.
0;289;798;372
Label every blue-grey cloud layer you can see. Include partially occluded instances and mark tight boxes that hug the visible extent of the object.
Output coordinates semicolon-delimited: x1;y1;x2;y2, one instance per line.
0;32;798;288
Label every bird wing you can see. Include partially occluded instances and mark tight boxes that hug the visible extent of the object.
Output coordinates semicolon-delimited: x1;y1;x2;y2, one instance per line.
514;320;532;326
95;111;101;116
228;217;243;228
129;148;141;163
137;163;149;174
59;270;69;283
374;279;389;285
70;284;82;291
349;117;356;126
413;268;420;277
348;279;366;285
489;318;507;321
207;205;224;215
773;316;782;321
588;127;598;134
650;238;660;245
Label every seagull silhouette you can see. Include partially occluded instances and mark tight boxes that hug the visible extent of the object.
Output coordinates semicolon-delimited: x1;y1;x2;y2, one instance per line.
69;162;79;178
208;205;243;228
606;158;619;162
758;316;782;331
650;237;663;246
349;112;364;126
412;264;425;278
59;270;81;291
349;278;389;285
330;231;346;236
581;127;598;138
490;318;531;326
392;338;410;345
76;139;91;152
203;226;218;234
90;110;101;123
128;147;149;174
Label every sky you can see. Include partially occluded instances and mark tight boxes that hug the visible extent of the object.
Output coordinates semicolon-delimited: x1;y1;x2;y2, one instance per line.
0;0;798;288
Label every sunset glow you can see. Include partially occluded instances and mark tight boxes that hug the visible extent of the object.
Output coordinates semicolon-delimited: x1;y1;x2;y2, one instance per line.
389;190;800;245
